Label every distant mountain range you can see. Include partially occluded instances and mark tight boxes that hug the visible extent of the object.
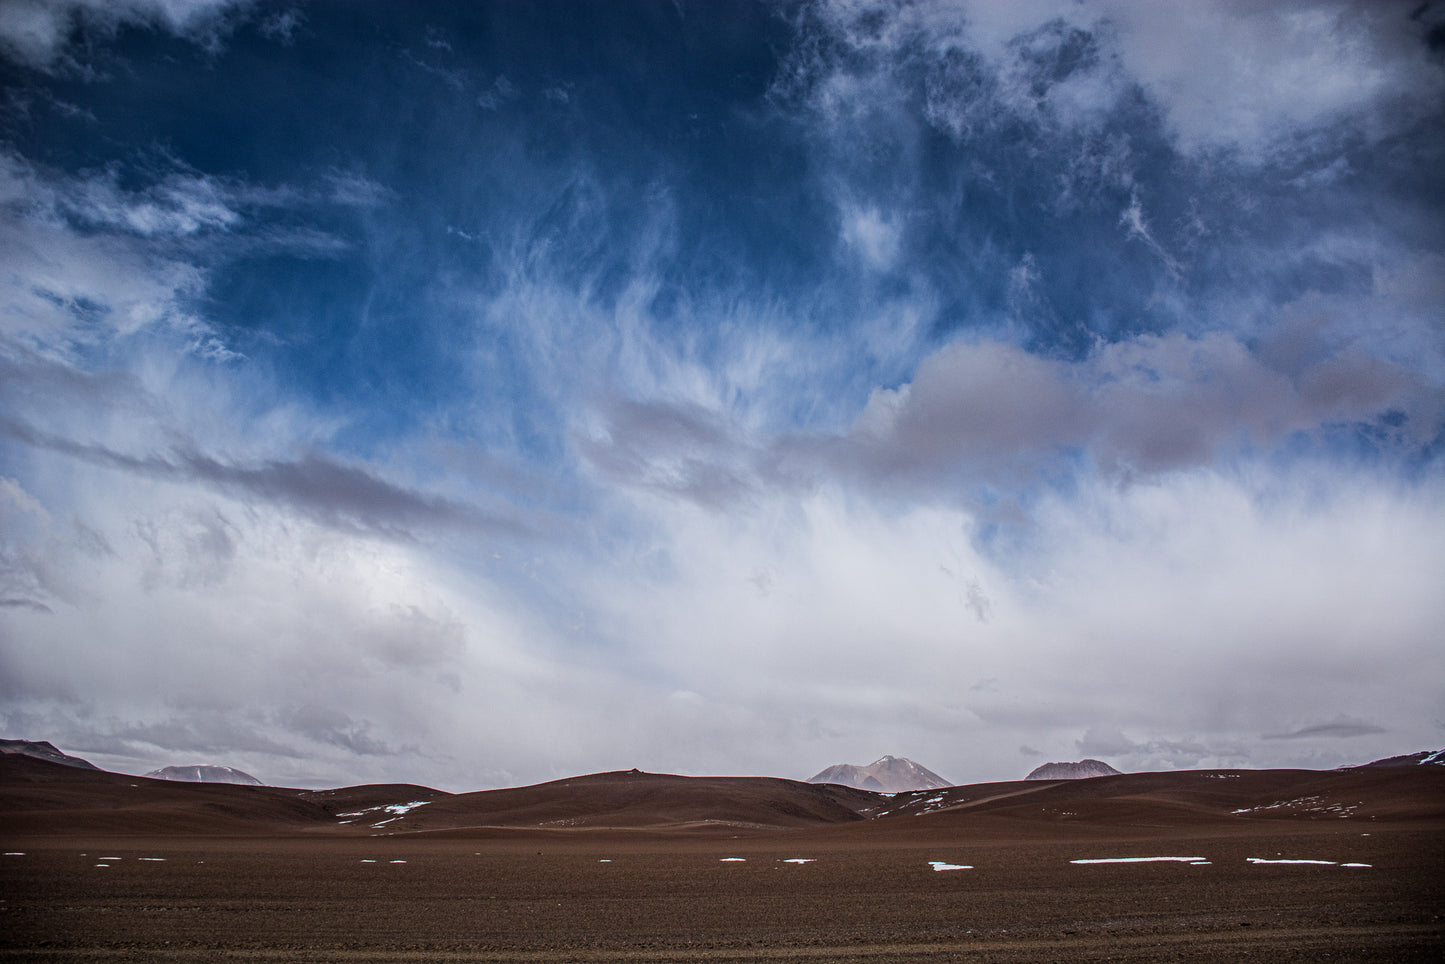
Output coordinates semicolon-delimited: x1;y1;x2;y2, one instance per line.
1025;759;1123;780
4;751;1443;842
807;755;952;792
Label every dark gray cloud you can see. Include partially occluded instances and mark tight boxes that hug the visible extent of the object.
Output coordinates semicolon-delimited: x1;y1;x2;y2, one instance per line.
1264;719;1390;740
0;413;528;541
277;705;394;758
1075;725;1249;770
582;329;1440;505
826;332;1438;489
576;397;759;508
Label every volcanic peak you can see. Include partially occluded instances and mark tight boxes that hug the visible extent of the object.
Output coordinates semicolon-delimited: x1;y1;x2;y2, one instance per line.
807;755;952;793
1025;759;1123;780
145;764;262;785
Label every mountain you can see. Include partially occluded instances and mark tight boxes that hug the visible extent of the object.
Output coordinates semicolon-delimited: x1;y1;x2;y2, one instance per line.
1354;749;1445;768
0;739;101;770
807;755;952;793
145;764;262;785
1025;759;1122;780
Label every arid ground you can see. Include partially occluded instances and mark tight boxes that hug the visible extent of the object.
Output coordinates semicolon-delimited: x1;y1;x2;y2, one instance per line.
3;757;1441;961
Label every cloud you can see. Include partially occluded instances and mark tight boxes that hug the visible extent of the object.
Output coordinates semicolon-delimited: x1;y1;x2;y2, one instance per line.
1264;718;1390;740
824;330;1438;490
795;1;1445;161
572;457;1445;782
581;309;1434;510
1095;0;1445;156
1073;726;1230;770
840;204;902;270
0;1;1440;792
0;0;255;71
0;414;528;542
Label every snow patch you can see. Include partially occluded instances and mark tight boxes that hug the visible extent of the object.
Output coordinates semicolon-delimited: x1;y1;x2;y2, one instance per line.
1247;858;1336;865
1071;857;1208;864
1231;796;1359;817
337;800;433;825
719;857;746;862
929;861;973;871
782;858;815;864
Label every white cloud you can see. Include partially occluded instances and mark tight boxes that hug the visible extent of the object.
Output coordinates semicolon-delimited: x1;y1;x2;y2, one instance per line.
572;458;1445;782
840;204;902;270
1098;0;1443;156
808;1;1444;159
0;0;255;71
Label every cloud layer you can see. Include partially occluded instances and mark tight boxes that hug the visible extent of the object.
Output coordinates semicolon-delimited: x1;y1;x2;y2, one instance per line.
1;1;1442;790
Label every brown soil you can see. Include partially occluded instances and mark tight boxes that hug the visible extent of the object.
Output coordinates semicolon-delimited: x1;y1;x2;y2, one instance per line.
3;756;1441;961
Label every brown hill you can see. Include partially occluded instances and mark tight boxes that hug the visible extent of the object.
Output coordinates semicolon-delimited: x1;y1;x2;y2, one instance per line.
399;769;879;835
0;754;332;835
0;757;876;837
815;765;1445;844
4;753;1442;843
0;738;100;770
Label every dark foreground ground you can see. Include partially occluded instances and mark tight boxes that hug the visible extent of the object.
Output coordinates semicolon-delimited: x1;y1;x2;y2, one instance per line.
2;759;1441;961
3;826;1440;962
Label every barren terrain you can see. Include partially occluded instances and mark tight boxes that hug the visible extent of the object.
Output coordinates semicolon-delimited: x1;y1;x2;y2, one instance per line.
3;756;1441;961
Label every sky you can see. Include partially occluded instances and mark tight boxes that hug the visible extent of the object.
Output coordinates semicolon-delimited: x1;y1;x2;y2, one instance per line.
0;0;1442;792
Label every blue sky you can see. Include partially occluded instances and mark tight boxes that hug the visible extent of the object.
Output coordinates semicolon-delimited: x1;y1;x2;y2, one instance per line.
1;0;1442;790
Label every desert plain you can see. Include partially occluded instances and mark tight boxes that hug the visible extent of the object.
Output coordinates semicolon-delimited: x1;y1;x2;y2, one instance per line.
2;755;1442;962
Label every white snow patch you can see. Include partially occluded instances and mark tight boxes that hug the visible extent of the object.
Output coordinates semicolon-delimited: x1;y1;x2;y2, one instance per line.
3;852;23;856
1071;857;1208;864
339;800;432;822
719;857;746;862
1341;863;1373;868
389;860;406;864
599;859;611;863
94;864;110;868
783;858;815;864
1247;858;1336;865
139;858;165;862
387;801;431;814
360;859;376;863
929;861;973;871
